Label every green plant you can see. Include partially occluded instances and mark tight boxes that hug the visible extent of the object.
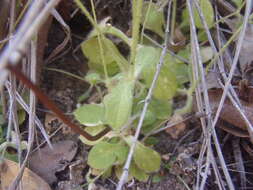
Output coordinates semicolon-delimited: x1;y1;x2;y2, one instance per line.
73;0;215;182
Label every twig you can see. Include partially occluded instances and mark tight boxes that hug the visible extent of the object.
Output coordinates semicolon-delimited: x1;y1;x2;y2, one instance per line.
116;1;172;189
5;81;52;148
0;0;61;87
7;63;111;141
186;0;213;189
195;0;253;142
8;38;37;190
188;0;232;189
45;8;71;64
211;0;253;140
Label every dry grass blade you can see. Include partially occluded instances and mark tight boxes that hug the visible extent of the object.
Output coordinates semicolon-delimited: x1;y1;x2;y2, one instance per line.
211;0;253;142
7;39;37;190
0;0;61;87
4;81;52;147
45;8;71;64
187;0;237;189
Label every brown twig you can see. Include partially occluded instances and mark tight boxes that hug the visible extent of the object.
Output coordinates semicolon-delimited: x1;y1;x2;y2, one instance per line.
6;64;111;141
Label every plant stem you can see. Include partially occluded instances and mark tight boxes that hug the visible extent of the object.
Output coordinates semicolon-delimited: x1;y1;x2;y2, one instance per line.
131;0;143;64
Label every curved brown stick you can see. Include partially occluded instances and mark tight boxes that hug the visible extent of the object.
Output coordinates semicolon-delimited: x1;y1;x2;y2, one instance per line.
6;64;111;141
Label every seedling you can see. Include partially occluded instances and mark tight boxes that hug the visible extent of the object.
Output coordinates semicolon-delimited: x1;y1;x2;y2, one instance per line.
73;0;215;182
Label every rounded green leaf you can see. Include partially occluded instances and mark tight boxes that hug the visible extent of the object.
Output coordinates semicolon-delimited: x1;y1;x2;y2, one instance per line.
150;98;172;120
88;142;116;170
114;144;129;164
130;162;149;182
74;104;104;126
81;37;127;76
152;69;178;100
194;0;214;29
134;46;160;78
140;47;178;100
103;79;134;131
133;142;161;173
141;2;165;37
164;54;190;84
124;136;161;173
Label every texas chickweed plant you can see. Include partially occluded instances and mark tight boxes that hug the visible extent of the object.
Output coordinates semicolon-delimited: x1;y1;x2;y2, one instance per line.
73;0;214;183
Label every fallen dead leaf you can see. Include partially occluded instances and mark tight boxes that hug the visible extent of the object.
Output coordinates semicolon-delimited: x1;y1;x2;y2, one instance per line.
165;115;186;139
0;159;51;190
28;140;77;184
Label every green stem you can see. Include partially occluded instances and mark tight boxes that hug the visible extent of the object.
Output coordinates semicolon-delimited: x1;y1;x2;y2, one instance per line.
131;0;143;64
140;0;152;44
74;0;109;83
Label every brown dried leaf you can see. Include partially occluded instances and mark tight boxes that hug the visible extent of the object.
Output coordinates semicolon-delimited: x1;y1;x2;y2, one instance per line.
208;89;253;137
28;140;77;184
0;159;51;190
166;115;186;139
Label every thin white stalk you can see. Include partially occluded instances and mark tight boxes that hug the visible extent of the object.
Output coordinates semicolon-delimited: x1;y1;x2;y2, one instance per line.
194;0;253;141
211;0;253;141
116;2;172;189
8;39;37;190
186;0;213;189
5;81;52;148
187;0;235;189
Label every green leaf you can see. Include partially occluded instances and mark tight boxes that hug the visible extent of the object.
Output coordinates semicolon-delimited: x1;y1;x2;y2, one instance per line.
139;47;178;100
124;136;161;173
130;162;149;182
88;142;117;170
85;71;102;85
151;67;178;100
0;114;4;126
134;142;161;173
17;110;26;125
194;0;214;29
81;37;127;76
231;0;243;7
144;136;159;146
200;46;214;63
141;2;165;37
114;144;129;164
115;165;133;181
164;54;190;84
88;17;131;46
74;104;104;126
88;142;128;170
134;46;161;78
150;98;172;120
133;103;156;127
103;79;134;131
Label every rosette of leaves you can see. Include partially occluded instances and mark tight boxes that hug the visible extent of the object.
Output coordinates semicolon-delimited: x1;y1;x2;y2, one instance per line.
86;136;161;182
74;1;194;182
